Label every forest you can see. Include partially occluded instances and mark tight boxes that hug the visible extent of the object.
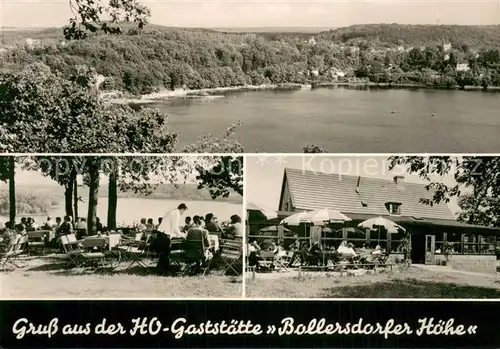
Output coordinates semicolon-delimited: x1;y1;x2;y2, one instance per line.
2;24;500;95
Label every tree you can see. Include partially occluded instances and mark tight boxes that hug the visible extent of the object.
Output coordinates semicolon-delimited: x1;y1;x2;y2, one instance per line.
303;145;328;153
388;156;500;227
196;156;243;198
0;157;16;223
23;156;82;220
64;0;151;40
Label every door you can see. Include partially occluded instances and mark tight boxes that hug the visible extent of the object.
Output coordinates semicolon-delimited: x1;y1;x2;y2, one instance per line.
425;235;436;265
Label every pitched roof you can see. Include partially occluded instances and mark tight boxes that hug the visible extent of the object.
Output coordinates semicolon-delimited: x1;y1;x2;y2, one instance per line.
282;167;455;221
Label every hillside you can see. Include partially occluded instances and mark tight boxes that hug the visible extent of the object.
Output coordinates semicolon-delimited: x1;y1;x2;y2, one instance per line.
0;182;242;215
2;23;500;95
319;24;500;48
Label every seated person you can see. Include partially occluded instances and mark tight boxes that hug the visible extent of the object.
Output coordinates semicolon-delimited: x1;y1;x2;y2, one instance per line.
261;238;275;251
307;241;323;266
268;241;278;253
137;218;147;232
56;216;73;237
372;245;382;257
146;218;156;233
182;216;192;232
343;243;357;258
185;217;212;273
337;240;349;254
247;240;261;271
0;222;17;253
185;216;211;250
205;213;222;234
225;215;243;239
27;217;39;230
275;242;287;257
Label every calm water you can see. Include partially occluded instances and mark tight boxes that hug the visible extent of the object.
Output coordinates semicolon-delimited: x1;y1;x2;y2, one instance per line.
153;88;500;153
2;198;242;226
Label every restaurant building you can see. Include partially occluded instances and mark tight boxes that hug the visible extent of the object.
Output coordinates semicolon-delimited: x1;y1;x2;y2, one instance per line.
250;168;500;274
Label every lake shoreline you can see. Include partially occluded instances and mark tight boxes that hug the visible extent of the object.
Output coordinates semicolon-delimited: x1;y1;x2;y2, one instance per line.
105;81;500;106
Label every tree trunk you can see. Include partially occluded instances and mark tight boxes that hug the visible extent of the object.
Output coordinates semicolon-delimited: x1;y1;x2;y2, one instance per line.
107;168;118;230
64;182;74;219
8;156;16;223
87;158;100;234
73;179;79;222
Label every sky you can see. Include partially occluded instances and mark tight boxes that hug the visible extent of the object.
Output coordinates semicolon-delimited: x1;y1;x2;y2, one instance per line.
1;0;499;28
245;155;459;214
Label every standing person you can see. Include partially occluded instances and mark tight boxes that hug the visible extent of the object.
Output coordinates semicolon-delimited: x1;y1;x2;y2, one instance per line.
156;217;163;230
155;203;188;275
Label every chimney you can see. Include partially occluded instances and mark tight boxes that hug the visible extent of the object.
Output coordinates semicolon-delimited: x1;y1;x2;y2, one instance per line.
355;176;361;193
393;175;405;188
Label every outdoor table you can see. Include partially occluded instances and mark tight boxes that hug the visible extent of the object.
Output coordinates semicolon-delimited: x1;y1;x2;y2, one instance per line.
209;234;220;252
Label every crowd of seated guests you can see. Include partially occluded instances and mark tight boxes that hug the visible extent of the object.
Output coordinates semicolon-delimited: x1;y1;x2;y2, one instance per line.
247;238;387;271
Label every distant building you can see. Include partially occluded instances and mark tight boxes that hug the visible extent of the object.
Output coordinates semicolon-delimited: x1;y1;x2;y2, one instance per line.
456;63;470;72
443;42;452;52
308;37;316;45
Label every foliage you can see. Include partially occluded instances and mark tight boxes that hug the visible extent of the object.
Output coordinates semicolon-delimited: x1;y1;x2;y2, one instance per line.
195;156;244;198
303;145;328;153
388;156;500;227
0;64;178;153
3;24;500;94
64;0;151;40
0;188;58;216
181;123;243;153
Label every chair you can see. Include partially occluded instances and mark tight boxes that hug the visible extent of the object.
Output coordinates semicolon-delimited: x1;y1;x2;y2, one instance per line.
80;238;111;270
118;234;151;271
258;250;275;271
0;234;26;270
217;239;243;275
169;238;185;267
60;234;84;268
182;239;212;276
27;230;50;255
274;251;293;272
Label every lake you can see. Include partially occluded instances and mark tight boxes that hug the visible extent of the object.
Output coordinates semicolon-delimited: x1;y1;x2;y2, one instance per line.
2;198;242;227
153;88;500;153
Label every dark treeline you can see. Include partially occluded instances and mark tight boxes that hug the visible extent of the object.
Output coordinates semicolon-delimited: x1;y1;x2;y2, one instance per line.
0;182;241;215
2;24;500;94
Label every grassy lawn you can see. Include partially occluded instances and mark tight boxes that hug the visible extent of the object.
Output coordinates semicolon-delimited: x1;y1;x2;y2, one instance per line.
1;257;242;298
246;267;500;298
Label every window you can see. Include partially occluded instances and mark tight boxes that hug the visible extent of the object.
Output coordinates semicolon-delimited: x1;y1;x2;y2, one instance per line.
446;232;462;254
463;233;479;254
435;232;445;253
385;202;402;215
480;235;496;255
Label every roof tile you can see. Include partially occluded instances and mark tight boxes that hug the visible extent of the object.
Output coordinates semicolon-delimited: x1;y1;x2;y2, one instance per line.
284;167;455;220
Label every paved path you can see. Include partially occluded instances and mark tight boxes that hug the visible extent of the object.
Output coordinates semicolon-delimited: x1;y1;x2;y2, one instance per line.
412;264;500;280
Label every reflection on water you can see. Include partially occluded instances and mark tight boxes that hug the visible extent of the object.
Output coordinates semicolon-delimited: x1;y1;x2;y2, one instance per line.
150;88;500;153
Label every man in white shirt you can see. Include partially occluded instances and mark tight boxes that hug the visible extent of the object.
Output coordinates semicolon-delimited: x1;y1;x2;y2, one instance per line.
157;204;187;238
155;203;188;275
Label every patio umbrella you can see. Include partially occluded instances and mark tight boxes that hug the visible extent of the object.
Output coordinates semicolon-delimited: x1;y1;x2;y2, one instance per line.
246;202;278;220
280;208;352;226
258;225;291;234
357;216;405;243
281;209;351;267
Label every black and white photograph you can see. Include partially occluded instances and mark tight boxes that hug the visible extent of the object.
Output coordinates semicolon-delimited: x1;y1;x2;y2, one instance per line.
2;1;500;153
245;155;500;298
0;155;243;298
